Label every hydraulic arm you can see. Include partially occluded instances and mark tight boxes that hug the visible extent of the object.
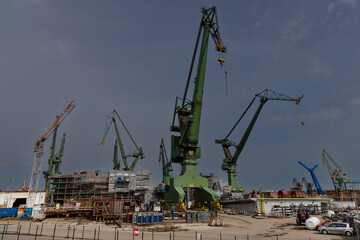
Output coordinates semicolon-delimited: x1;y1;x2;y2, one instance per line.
99;110;144;171
298;161;325;195
166;6;226;203
216;89;303;192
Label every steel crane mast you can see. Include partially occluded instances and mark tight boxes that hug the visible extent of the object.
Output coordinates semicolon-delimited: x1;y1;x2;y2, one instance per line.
159;138;172;185
99;110;144;171
215;89;303;192
43;124;58;192
166;6;226;203
53;133;66;176
28;100;75;207
298;161;325;195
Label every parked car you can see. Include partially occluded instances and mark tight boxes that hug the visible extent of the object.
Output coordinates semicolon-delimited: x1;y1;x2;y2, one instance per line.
318;222;354;236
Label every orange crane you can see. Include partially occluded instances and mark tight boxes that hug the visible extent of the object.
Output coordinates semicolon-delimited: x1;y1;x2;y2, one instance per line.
28;100;76;199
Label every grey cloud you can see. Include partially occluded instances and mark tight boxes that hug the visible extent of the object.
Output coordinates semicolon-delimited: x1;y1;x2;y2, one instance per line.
280;16;308;42
348;97;360;106
304;107;343;122
339;0;358;7
308;57;332;77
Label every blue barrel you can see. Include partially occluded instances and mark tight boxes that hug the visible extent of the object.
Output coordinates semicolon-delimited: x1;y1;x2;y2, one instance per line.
158;213;163;223
153;213;158;223
147;213;152;223
142;214;147;224
137;214;142;224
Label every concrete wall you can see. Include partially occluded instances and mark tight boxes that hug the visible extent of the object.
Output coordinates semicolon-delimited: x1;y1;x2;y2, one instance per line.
221;199;257;214
0;192;46;208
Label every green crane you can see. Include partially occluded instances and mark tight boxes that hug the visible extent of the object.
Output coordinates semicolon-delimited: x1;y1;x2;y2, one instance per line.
44;126;66;191
113;139;120;170
322;149;360;192
99;110;144;171
166;6;226;203
53;133;66;176
215;89;303;192
43;119;58;192
159;138;172;185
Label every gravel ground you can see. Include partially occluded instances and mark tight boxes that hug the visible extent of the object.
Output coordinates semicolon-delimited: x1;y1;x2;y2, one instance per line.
0;214;356;240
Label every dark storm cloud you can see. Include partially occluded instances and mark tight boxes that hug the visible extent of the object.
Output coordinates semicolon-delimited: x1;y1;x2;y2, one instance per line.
1;0;360;192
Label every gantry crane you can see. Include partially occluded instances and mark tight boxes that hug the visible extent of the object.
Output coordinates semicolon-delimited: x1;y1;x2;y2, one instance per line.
215;89;303;192
28;100;75;206
322;149;360;191
298;161;325;195
166;6;227;203
158;138;172;185
99;110;144;171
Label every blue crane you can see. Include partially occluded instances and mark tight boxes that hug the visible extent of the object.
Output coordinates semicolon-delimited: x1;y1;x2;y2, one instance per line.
298;161;325;196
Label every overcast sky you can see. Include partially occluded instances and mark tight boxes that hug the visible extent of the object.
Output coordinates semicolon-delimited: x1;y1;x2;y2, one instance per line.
1;0;360;193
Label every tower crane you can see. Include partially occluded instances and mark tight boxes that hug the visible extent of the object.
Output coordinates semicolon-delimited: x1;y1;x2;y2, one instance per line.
215;89;303;192
28;100;75;206
99;110;144;171
322;149;360;191
298;161;325;195
166;6;226;203
158;138;172;185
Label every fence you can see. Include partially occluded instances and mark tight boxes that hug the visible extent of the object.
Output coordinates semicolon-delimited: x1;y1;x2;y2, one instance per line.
0;222;356;240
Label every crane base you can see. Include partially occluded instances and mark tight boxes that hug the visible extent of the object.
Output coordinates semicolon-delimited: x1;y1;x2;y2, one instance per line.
165;160;217;203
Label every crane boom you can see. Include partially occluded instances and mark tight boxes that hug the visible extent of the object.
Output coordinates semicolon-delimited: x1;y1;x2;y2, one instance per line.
34;100;75;150
216;89;302;192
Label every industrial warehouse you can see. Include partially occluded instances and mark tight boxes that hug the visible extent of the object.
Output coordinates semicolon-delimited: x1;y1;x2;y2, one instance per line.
1;2;360;240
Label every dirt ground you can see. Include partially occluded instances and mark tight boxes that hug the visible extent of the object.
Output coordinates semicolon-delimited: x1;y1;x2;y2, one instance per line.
0;214;357;239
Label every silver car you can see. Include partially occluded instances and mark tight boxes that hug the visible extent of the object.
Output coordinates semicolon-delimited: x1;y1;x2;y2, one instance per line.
318;222;354;236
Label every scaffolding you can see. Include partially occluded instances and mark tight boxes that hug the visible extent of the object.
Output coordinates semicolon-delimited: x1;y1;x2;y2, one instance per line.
48;170;150;205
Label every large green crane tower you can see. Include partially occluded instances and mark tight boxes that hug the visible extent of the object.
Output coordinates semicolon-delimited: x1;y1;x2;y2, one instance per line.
166;6;226;203
216;89;303;192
